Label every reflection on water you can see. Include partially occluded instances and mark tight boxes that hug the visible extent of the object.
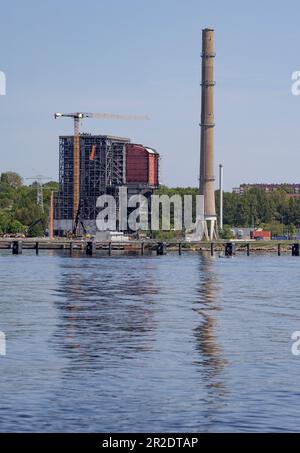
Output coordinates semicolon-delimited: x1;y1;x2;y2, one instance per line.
0;251;300;432
54;259;159;364
194;256;226;385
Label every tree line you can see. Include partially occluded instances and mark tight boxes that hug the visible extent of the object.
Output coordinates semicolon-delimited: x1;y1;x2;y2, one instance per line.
0;172;58;236
1;173;299;237
156;185;300;238
215;187;300;236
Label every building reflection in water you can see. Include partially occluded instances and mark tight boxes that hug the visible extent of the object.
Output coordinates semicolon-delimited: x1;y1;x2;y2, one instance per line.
52;257;159;368
193;253;228;397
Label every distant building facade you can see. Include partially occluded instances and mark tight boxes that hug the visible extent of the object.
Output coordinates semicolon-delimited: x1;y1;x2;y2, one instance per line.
233;183;300;198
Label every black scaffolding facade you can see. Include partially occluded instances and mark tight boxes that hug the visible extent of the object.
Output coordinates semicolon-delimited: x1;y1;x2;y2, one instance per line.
54;134;130;234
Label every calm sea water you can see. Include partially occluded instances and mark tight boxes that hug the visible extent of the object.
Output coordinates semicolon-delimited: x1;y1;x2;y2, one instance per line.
0;250;299;433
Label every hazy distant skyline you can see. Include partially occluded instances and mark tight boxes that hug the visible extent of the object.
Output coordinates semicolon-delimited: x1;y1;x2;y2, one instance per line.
1;0;300;191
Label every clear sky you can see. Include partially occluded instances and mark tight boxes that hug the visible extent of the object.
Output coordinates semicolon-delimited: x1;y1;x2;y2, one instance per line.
0;0;300;190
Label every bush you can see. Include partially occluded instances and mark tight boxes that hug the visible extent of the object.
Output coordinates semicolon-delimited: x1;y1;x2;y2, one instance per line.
220;225;232;240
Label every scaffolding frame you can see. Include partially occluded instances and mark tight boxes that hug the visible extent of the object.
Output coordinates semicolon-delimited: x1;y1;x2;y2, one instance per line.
55;135;129;224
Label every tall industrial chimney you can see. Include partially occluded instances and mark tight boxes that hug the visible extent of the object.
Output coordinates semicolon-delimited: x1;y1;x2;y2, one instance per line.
199;28;217;240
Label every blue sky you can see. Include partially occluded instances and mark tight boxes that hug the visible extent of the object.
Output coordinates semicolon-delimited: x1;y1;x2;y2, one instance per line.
0;0;300;190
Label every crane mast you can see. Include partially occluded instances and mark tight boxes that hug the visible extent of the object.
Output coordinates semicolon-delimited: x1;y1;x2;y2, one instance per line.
73;116;80;228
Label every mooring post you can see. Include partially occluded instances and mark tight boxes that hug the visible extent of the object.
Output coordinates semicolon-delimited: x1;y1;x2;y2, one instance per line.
141;242;145;256
12;241;22;255
70;242;74;256
108;242;112;256
247;243;250;256
35;242;39;255
278;244;281;256
225;242;235;257
157;242;167;256
179;242;182;256
86;241;96;256
292;243;300;257
210;242;214;257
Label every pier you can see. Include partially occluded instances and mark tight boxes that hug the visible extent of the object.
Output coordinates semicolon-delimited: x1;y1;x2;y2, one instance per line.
1;238;300;257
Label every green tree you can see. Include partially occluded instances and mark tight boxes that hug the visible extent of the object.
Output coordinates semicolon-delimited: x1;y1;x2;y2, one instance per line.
8;220;25;234
0;209;12;233
220;225;232;240
0;171;58;237
27;223;45;238
1;172;23;189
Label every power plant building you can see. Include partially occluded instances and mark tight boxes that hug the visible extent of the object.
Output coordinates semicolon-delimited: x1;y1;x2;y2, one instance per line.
54;135;159;236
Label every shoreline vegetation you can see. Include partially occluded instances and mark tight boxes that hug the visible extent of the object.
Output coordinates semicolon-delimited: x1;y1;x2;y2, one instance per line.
1;172;300;240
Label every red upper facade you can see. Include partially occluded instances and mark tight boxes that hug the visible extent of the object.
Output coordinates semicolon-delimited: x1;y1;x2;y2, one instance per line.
126;144;159;187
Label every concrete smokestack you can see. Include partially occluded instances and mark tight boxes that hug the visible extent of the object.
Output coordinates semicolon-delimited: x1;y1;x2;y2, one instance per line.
199;28;217;240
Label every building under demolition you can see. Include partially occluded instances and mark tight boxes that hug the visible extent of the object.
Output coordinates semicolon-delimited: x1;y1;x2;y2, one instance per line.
54;134;159;236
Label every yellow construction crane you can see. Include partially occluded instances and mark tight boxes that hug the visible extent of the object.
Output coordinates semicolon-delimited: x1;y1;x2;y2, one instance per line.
54;112;149;233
